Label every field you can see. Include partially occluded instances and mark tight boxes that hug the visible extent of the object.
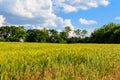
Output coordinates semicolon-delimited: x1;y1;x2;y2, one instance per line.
0;42;120;80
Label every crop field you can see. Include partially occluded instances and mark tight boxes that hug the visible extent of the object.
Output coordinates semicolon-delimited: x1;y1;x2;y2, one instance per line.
0;42;120;80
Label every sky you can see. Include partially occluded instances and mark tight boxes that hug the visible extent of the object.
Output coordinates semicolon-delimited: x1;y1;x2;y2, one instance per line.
0;0;120;34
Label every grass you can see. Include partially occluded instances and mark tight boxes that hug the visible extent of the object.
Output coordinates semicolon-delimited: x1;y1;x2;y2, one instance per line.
0;42;120;80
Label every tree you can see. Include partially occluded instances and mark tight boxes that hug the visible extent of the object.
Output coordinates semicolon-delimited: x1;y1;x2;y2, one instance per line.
58;26;72;43
59;31;67;43
49;29;60;43
26;29;40;42
26;29;48;42
90;23;120;43
81;29;87;38
64;26;72;38
41;28;49;42
0;26;27;42
7;26;27;41
67;37;80;43
0;26;10;39
74;29;81;38
74;29;87;38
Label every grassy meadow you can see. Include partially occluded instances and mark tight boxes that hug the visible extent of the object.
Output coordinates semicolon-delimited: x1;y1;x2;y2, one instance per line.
0;42;120;80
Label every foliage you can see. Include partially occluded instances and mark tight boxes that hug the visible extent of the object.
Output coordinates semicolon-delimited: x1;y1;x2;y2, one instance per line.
26;29;49;42
0;38;6;42
90;23;120;43
1;22;120;43
74;29;87;38
0;26;27;42
48;29;60;43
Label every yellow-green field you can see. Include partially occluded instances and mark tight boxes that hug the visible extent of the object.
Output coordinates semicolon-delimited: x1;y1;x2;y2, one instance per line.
0;42;120;80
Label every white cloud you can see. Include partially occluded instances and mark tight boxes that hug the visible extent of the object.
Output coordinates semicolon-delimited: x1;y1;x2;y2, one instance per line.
0;0;75;29
79;18;97;25
0;15;5;27
115;16;120;20
63;5;77;13
53;0;110;13
0;0;54;19
0;0;110;29
56;17;74;30
99;0;110;6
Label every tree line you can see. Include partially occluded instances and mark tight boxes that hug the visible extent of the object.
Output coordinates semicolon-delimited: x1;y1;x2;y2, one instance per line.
0;22;120;43
90;23;120;43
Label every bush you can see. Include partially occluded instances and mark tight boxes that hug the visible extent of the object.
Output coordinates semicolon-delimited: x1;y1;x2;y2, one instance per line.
0;38;6;42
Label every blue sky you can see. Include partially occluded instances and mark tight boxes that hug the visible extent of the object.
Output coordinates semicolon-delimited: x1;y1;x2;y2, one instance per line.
56;0;120;30
0;0;120;34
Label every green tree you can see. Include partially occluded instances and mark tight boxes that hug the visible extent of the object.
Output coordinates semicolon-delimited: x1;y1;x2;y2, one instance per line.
59;31;67;43
0;26;27;42
0;26;10;39
90;23;120;43
7;26;27;41
49;29;60;43
26;29;48;42
74;29;81;38
81;29;87;38
64;26;72;38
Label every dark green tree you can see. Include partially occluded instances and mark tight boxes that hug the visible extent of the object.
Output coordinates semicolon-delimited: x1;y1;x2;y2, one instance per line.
0;26;27;42
0;26;10;39
81;29;87;38
64;26;72;38
26;29;49;42
8;26;27;41
90;23;120;43
74;29;81;38
48;29;60;43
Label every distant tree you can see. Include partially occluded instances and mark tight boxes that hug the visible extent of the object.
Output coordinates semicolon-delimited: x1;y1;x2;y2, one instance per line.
74;29;81;38
0;26;27;42
3;23;120;43
7;26;27;41
74;29;87;38
90;23;120;43
26;29;48;42
64;26;72;38
26;29;40;42
42;28;49;42
59;31;67;42
57;26;72;43
67;37;80;43
110;24;120;43
0;26;10;39
48;29;60;43
81;29;87;38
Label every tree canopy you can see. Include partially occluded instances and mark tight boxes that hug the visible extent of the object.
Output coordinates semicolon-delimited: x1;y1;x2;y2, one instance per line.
0;22;120;43
90;23;120;43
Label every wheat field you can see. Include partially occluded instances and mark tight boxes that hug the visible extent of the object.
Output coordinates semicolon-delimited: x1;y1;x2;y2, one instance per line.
0;42;120;80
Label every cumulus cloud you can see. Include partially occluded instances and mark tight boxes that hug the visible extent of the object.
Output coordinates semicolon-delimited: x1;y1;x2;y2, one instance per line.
79;18;97;25
0;15;5;27
115;16;120;20
0;0;54;18
0;0;75;29
55;17;74;30
99;0;110;6
53;0;110;13
0;0;56;26
0;0;110;29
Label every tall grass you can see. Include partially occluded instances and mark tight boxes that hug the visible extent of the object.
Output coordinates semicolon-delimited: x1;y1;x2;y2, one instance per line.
0;42;120;80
